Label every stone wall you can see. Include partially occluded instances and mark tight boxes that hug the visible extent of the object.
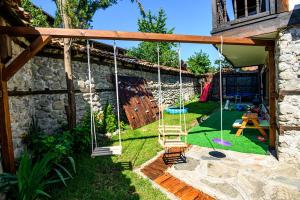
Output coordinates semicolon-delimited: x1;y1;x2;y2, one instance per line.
8;45;199;157
275;26;300;164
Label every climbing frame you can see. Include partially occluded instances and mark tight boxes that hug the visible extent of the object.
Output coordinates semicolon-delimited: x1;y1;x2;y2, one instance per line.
118;76;159;129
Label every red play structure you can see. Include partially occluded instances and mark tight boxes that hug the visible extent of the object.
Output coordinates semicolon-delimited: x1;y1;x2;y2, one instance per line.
199;82;211;102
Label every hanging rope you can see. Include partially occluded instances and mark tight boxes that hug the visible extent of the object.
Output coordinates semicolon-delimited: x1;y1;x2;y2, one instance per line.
178;44;187;134
219;36;224;142
113;41;122;147
87;40;97;152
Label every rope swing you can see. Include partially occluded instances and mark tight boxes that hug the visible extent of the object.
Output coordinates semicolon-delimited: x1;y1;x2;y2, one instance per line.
212;36;232;147
87;40;122;157
157;43;188;150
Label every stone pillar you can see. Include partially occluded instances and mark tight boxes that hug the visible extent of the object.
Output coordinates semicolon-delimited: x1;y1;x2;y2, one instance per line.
276;27;300;164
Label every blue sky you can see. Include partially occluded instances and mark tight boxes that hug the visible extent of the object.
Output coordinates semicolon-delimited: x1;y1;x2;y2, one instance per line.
32;0;219;63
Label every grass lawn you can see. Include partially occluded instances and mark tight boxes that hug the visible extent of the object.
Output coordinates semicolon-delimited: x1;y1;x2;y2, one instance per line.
187;110;269;155
48;101;219;200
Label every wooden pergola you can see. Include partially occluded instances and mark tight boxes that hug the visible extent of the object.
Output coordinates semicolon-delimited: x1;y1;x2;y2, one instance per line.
0;26;276;173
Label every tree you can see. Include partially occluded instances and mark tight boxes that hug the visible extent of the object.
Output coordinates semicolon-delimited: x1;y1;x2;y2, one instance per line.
21;0;49;27
187;50;212;75
127;9;178;67
52;0;144;130
214;57;233;69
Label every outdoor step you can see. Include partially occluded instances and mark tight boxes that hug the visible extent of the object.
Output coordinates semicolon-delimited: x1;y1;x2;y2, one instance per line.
175;186;193;198
168;180;187;194
154;173;172;184
160;176;178;188
181;188;200;200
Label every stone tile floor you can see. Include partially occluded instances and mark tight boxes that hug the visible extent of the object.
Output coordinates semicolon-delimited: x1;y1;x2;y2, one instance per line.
167;146;300;200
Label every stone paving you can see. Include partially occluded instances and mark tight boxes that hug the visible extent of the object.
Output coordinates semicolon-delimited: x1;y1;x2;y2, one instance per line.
167;146;300;200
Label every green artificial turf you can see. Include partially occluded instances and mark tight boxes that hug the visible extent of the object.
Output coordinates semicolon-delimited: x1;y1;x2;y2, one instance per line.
187;110;269;155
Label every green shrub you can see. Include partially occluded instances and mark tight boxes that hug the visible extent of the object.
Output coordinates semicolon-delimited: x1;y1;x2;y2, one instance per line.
102;103;117;133
0;152;75;200
23;130;74;162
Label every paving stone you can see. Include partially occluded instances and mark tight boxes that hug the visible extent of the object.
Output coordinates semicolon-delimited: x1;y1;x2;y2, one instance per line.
201;179;240;199
168;146;300;200
174;157;199;171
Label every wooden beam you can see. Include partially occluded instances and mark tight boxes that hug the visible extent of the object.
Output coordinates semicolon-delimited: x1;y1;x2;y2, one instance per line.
0;63;15;173
280;126;300;134
0;19;12;63
256;0;260;14
234;0;237;19
244;0;248;17
212;0;218;28
0;26;274;46
267;46;276;149
4;35;52;81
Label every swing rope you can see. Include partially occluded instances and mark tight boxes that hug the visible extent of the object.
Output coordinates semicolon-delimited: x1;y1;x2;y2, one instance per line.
178;44;187;134
157;42;188;148
219;36;224;142
87;40;122;156
113;41;122;147
87;40;97;152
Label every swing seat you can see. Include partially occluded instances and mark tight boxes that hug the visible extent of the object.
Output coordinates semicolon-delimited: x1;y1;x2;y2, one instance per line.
158;125;188;148
91;146;122;157
159;139;188;148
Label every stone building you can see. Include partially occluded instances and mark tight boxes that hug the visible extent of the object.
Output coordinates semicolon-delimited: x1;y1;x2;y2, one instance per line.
212;0;300;164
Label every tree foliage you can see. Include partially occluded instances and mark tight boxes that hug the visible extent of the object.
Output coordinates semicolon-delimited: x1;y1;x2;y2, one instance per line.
187;50;212;75
214;57;233;69
127;9;179;67
21;0;50;27
53;0;144;28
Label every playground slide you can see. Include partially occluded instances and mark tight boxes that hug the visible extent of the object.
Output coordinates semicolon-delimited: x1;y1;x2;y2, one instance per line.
199;83;211;102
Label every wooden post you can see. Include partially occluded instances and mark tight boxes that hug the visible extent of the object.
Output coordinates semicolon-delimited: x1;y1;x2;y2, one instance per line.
60;0;76;130
0;17;15;173
0;63;15;173
234;0;238;19
256;0;260;14
244;0;248;17
223;0;227;22
212;0;218;28
267;46;276;149
270;0;276;14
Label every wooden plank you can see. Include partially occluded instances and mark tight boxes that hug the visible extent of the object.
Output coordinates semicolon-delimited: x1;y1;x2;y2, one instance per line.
267;46;276;149
0;26;274;46
4;35;52;81
0;63;15;173
181;188;200;200
212;0;218;28
154;173;172;184
0;19;12;63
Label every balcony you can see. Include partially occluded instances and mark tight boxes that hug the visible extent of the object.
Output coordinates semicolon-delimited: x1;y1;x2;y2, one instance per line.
211;0;294;37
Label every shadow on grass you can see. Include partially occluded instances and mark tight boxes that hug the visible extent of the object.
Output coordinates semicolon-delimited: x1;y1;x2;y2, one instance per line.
185;101;219;115
47;137;140;200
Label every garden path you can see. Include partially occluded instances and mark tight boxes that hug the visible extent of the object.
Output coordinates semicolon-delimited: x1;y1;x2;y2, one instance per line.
168;146;300;200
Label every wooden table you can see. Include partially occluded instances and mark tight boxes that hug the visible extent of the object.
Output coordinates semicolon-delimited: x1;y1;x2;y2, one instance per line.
236;113;267;137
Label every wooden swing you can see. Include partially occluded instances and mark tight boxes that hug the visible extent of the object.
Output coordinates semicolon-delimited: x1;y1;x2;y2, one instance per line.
87;41;122;157
156;44;188;150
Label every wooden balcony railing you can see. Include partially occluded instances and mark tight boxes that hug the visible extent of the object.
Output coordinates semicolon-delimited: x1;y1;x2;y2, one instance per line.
212;0;276;29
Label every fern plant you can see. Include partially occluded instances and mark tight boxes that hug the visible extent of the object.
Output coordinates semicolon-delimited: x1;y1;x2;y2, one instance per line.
0;152;76;200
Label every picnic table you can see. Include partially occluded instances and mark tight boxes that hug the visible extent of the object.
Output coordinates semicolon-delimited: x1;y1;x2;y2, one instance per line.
233;113;267;137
